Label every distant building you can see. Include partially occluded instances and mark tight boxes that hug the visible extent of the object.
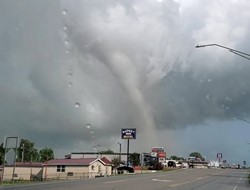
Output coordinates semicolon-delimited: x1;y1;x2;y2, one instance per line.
66;152;129;163
208;160;220;168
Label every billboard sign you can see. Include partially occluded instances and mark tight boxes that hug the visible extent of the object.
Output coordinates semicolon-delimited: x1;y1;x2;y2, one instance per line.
151;152;157;157
158;152;166;158
121;128;136;139
217;153;223;158
151;147;164;153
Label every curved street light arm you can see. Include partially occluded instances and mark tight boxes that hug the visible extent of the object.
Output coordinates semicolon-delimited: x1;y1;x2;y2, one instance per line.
195;43;250;60
229;50;250;61
233;117;250;124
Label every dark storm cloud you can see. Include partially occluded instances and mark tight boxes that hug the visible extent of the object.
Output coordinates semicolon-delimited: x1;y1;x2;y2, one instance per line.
1;0;250;157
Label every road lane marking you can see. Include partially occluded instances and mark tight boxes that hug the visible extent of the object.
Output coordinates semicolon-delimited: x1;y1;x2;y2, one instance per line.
105;173;173;184
169;176;210;187
106;179;131;184
233;177;242;190
152;179;172;182
105;176;158;184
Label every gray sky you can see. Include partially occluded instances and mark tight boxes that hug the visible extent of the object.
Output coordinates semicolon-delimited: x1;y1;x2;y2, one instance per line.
1;0;250;164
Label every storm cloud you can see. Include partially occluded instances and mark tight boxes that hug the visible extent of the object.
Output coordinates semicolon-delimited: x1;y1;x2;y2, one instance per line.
1;0;250;162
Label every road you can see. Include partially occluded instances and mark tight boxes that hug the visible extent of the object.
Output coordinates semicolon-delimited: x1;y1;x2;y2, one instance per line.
1;169;249;190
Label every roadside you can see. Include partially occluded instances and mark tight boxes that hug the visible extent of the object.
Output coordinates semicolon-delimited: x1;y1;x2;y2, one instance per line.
248;172;250;183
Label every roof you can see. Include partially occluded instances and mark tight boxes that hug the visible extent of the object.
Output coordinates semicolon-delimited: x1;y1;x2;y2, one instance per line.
69;152;129;156
5;162;43;167
101;157;112;165
46;158;96;166
46;157;112;166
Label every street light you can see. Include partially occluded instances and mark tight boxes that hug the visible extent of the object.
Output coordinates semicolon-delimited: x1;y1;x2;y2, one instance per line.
233;117;250;124
233;117;250;153
195;43;250;61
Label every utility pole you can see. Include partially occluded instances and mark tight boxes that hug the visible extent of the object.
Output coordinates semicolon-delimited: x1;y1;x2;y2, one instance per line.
96;145;101;158
127;139;130;167
21;144;25;162
117;142;121;164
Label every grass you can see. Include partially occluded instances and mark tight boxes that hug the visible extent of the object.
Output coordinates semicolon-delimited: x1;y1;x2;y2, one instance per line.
1;180;35;186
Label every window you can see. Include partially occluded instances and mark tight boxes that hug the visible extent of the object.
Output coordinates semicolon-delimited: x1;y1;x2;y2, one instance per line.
57;165;65;172
67;172;73;176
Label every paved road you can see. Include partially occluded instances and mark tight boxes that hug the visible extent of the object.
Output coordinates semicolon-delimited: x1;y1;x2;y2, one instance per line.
1;169;249;190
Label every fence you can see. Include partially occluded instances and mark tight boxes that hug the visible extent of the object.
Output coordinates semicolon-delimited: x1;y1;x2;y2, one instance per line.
1;172;104;182
44;172;102;180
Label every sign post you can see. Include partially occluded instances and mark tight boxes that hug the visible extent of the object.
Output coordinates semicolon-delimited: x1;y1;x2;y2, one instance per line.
3;136;20;183
217;153;223;163
121;128;136;167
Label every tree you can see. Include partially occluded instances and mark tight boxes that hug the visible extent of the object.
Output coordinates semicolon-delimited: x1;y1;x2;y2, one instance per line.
39;147;54;162
111;157;121;168
170;155;184;161
189;152;203;160
2;138;55;163
17;139;39;162
129;152;140;166
0;143;4;165
100;149;114;154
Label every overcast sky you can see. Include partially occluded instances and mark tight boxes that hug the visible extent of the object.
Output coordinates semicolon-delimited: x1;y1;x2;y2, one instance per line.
1;0;250;164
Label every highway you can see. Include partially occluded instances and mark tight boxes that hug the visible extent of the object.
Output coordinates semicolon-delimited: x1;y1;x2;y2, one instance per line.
1;168;249;190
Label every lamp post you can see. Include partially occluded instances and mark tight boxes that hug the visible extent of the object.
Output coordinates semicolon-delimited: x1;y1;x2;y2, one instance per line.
21;144;25;163
233;117;250;142
233;117;250;165
195;43;250;61
117;142;121;164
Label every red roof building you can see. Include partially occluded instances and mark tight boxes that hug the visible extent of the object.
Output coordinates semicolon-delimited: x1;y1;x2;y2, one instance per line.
3;157;113;181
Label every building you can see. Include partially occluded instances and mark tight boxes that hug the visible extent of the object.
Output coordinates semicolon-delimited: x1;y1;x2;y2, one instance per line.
2;157;112;181
208;160;220;168
188;161;208;169
3;162;43;181
65;152;128;162
44;157;112;179
0;166;3;181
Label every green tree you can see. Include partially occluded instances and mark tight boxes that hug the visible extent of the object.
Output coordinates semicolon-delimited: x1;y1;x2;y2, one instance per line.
17;139;39;162
0;143;4;165
39;147;54;162
129;152;140;166
189;152;203;159
100;149;114;154
170;155;184;161
111;157;121;168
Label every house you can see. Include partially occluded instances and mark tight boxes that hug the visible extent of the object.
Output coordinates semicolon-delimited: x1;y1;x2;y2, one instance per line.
2;157;112;181
0;166;3;181
43;157;112;180
188;161;208;168
3;162;43;181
